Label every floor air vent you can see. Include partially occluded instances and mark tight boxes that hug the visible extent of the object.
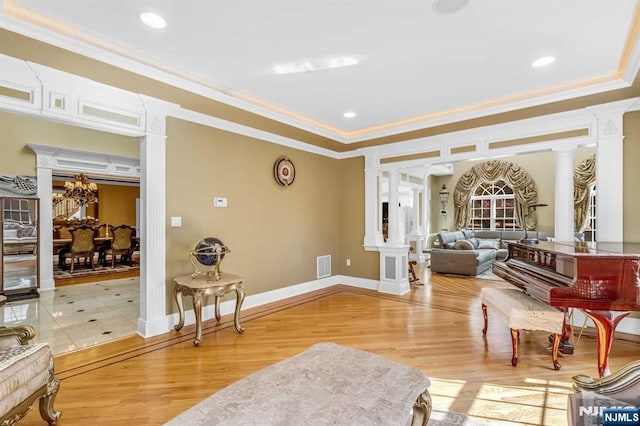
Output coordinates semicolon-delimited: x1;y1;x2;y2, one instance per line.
317;255;331;278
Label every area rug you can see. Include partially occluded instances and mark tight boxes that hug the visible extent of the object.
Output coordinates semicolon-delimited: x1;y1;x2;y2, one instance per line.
428;407;487;425
475;268;504;281
165;342;433;426
53;261;139;280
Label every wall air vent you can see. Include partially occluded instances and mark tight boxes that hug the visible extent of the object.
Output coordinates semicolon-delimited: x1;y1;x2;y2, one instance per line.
317;255;331;279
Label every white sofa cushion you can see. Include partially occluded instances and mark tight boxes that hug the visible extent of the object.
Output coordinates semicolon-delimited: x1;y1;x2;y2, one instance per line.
0;343;51;417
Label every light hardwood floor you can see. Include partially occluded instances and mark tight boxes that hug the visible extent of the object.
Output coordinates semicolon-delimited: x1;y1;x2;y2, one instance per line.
20;270;640;425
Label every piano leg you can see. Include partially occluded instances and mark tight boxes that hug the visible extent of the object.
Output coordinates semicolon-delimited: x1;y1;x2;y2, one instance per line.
510;328;519;367
582;309;630;378
482;304;488;336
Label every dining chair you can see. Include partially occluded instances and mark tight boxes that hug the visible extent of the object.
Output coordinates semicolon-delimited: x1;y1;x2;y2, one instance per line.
60;226;97;273
103;225;135;268
95;223;114;264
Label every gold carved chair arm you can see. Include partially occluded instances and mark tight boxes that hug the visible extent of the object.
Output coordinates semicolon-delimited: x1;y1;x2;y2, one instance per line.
0;325;36;347
573;360;640;396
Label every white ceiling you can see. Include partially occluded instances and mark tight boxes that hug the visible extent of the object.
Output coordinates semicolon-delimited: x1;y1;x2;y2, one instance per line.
2;0;639;142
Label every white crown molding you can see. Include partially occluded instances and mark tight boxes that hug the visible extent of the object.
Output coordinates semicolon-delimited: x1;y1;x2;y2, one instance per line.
171;107;353;160
0;11;345;142
343;78;630;143
624;26;640;85
1;8;637;144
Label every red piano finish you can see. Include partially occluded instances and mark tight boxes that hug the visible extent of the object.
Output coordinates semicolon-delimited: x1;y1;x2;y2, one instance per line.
493;241;640;377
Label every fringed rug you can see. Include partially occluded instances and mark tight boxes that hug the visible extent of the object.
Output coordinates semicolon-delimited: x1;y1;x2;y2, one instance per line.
429;407;487;425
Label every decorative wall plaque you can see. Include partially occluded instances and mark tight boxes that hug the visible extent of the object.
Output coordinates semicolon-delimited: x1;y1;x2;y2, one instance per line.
274;157;295;186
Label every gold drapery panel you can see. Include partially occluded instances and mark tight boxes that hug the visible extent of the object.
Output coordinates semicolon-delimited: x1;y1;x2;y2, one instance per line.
453;160;539;230
574;154;596;232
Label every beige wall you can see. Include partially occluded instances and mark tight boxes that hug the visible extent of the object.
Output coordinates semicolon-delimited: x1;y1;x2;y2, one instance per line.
337;157;379;279
623;111;640;242
97;184;139;227
0;111;138;176
165;118;352;311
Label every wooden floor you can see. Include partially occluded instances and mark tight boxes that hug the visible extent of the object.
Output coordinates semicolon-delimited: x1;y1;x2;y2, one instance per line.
20;270;640;425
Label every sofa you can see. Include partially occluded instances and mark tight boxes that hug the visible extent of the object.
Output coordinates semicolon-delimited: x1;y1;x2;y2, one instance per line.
430;230;554;276
3;219;37;255
0;325;61;425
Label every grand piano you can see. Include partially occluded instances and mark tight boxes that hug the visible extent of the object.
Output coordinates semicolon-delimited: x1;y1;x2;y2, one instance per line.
493;240;640;377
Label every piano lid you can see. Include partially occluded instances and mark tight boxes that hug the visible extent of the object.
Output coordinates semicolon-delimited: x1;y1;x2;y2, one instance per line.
514;240;640;259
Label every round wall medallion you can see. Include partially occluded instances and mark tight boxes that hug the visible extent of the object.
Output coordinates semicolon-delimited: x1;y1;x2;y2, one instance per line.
274;157;295;186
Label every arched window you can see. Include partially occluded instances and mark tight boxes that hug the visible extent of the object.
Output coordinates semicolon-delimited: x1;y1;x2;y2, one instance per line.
468;179;519;230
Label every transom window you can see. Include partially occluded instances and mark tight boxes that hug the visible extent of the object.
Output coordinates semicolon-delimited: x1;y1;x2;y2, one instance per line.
468;180;520;230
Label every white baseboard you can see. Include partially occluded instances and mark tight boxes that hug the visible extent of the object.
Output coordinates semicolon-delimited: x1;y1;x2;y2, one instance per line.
163;275;380;334
137;316;172;338
147;276;640;339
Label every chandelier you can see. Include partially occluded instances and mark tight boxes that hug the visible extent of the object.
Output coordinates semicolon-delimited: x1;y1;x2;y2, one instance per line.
63;174;98;206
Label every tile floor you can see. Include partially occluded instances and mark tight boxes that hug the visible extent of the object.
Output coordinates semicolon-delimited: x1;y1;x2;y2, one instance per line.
1;277;139;356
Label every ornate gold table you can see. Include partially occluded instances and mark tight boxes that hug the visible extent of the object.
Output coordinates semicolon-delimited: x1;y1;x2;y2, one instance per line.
173;273;245;346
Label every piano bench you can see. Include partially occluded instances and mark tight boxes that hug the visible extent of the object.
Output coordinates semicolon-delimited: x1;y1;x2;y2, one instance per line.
480;287;564;371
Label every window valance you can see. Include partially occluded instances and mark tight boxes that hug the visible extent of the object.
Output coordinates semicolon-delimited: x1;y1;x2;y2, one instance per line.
453;160;539;230
574;154;596;232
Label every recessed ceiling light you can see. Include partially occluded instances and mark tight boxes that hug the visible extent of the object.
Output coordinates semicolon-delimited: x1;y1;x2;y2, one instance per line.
273;55;364;75
343;111;357;119
531;56;555;67
433;0;469;15
140;12;167;29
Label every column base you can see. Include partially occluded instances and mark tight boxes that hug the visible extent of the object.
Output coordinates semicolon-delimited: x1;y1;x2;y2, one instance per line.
378;245;410;295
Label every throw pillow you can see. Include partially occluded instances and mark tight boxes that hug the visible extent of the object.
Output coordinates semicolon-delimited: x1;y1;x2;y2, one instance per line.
477;238;500;250
454;239;474;250
467;237;479;249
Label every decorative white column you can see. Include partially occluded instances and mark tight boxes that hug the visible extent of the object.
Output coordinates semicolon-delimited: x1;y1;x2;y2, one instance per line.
34;155;54;291
422;175;431;237
410;188;421;234
363;154;383;249
377;168;410;295
587;101;634;242
407;186;427;262
553;147;575;242
387;170;402;246
137;95;177;338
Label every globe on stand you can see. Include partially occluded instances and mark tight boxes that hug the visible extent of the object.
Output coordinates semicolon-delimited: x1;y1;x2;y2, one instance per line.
189;237;231;280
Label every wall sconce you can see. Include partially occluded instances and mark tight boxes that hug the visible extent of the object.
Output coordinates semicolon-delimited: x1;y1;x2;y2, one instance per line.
439;184;450;214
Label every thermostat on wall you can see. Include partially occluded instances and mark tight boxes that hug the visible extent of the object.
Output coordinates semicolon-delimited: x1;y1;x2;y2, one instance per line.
213;197;227;208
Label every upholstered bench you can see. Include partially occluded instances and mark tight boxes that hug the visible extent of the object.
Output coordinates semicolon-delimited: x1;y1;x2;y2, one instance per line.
165;342;432;425
0;325;61;425
481;287;564;370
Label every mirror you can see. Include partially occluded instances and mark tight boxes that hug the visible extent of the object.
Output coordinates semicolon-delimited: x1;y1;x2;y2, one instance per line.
1;197;39;300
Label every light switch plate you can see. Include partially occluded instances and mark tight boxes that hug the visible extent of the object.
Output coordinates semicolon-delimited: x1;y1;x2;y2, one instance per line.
170;216;182;227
